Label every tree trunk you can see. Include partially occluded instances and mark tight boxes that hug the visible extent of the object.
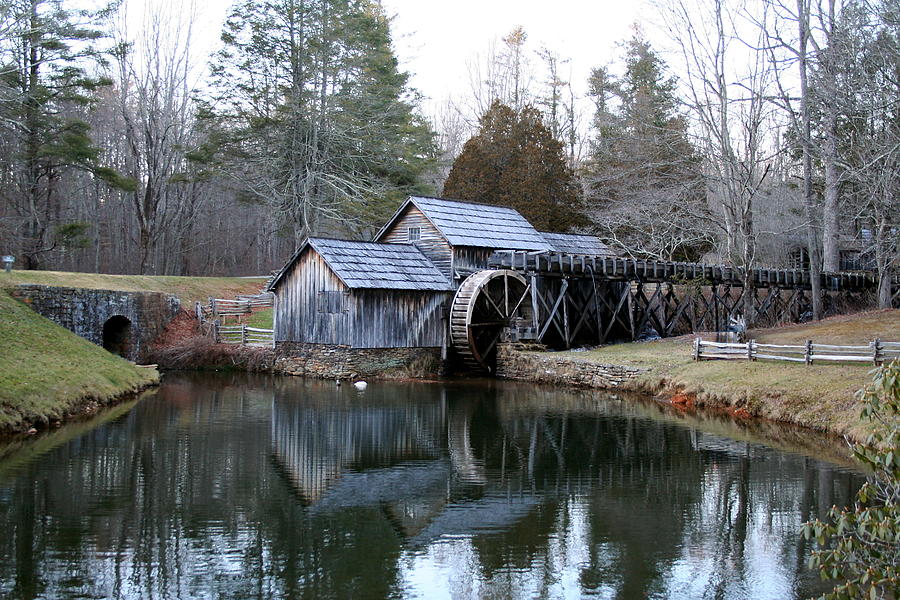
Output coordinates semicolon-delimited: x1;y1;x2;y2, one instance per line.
822;107;841;272
21;0;43;271
798;0;823;320
875;217;895;309
139;227;151;275
878;270;893;309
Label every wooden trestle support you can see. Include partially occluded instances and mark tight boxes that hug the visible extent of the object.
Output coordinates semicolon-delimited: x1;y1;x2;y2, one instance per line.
447;252;897;359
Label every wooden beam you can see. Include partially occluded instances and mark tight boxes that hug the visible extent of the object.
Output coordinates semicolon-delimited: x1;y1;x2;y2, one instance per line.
537;279;569;341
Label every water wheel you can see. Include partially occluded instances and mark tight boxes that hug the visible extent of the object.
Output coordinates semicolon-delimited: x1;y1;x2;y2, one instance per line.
450;270;531;372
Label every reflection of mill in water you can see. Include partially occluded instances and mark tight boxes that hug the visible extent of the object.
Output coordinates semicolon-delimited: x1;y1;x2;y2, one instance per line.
269;388;545;543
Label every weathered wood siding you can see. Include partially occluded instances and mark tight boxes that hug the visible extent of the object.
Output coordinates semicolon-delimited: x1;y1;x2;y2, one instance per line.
453;247;495;276
352;290;448;348
274;249;352;345
379;206;452;277
274;246;449;348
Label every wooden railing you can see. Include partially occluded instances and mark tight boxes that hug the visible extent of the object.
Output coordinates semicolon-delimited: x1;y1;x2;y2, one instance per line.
194;298;274;347
209;297;251;317
215;324;275;347
208;293;273;319
693;337;900;365
235;293;275;308
489;250;889;291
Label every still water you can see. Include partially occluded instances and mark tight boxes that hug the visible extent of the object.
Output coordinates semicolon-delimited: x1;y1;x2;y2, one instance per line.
0;372;862;600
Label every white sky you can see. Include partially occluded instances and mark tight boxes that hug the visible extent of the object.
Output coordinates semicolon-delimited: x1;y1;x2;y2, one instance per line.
378;0;645;108
178;0;648;116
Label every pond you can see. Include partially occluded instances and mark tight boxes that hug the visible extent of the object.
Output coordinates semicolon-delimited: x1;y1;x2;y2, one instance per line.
0;372;862;599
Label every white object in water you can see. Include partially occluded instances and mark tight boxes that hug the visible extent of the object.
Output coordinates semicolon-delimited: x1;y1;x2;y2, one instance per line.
353;381;368;391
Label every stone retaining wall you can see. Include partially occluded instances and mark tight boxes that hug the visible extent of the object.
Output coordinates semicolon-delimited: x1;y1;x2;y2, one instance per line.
274;342;442;379
495;344;645;389
12;284;180;362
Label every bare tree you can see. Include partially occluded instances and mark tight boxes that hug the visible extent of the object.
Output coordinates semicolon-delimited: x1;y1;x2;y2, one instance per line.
537;46;584;168
844;1;899;308
426;98;471;189
464;25;535;120
111;0;202;274
660;0;780;323
583;34;712;262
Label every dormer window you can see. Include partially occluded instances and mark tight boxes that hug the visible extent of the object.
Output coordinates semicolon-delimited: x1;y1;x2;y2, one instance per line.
407;227;421;242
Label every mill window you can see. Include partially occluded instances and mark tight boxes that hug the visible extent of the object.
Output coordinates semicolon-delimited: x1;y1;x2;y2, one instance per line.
407;227;421;242
317;291;348;314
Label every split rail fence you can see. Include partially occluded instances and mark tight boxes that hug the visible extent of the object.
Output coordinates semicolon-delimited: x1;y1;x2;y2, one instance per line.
693;338;900;365
215;324;275;347
194;293;275;348
208;293;274;318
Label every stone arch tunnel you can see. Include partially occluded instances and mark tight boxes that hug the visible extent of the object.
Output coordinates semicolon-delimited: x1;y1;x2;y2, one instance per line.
12;284;180;362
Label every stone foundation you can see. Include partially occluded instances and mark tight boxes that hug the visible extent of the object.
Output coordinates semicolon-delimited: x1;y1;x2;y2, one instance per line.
274;342;443;379
495;344;645;389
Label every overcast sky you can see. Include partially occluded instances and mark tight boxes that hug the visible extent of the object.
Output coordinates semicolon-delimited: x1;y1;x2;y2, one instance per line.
379;0;646;108
180;0;649;115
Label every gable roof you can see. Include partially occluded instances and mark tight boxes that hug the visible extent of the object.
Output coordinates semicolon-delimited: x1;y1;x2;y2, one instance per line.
540;232;618;257
376;196;553;251
269;238;453;292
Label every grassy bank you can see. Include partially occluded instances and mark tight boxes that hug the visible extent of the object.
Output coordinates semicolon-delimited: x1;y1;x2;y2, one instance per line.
0;269;267;305
0;292;160;433
549;310;900;440
0;269;273;433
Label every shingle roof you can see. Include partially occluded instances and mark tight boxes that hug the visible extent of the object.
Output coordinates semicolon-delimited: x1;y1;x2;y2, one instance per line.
269;238;453;292
380;196;553;251
540;232;618;257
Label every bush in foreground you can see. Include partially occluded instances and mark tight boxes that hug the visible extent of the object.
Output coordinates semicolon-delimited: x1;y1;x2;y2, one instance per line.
802;361;900;599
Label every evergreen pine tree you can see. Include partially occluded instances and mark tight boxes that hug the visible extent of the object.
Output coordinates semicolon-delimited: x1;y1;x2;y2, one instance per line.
442;100;583;232
202;0;435;243
0;0;120;269
584;36;710;261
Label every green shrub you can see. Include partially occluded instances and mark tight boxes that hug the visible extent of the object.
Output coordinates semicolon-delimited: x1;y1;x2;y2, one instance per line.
802;361;900;599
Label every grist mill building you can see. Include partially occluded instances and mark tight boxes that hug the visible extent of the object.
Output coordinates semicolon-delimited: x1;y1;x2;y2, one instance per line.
268;196;615;375
269;195;886;377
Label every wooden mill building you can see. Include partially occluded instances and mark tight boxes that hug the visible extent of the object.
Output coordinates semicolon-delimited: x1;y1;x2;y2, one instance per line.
269;195;895;375
267;237;452;349
268;196;615;371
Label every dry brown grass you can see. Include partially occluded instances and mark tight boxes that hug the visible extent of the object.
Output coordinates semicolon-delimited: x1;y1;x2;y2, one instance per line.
551;309;899;440
751;309;900;345
149;335;274;371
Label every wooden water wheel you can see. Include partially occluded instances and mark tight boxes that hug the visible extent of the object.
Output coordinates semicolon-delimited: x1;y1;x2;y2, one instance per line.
450;270;531;372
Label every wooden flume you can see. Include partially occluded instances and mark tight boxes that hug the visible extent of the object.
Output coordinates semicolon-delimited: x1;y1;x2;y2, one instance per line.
447;250;897;372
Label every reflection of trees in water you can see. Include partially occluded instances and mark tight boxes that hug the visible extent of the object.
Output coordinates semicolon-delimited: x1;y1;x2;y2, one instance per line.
0;373;863;599
449;383;861;599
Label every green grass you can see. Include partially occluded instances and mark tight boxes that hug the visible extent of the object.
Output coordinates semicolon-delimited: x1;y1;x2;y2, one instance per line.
0;291;159;432
550;309;900;440
246;307;274;329
0;269;267;305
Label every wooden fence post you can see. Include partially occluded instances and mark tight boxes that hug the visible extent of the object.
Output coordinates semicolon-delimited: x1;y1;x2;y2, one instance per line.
873;337;882;366
213;320;220;343
747;339;755;361
693;337;701;361
241;324;247;345
805;339;813;365
195;301;203;323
